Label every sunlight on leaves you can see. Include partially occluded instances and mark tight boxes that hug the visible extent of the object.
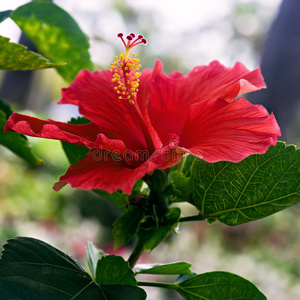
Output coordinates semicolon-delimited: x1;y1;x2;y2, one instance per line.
0;35;63;70
10;2;93;82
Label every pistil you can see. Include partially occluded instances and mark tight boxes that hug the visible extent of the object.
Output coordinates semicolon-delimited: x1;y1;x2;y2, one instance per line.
110;33;156;154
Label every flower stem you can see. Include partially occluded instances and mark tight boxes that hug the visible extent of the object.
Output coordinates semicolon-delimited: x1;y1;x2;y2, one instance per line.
137;281;174;290
179;214;206;223
128;239;144;268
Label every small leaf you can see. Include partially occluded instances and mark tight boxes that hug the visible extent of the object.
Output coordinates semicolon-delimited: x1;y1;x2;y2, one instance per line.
170;171;193;204
135;262;193;275
11;1;93;82
182;154;197;177
61;141;90;165
95;255;137;286
191;142;300;225
113;205;144;249
0;10;12;23
0;100;43;166
138;207;181;251
0;35;63;70
86;241;106;280
174;271;266;300
0;237;146;300
94;189;128;212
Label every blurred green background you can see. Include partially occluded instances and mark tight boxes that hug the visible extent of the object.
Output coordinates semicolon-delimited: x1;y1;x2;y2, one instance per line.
1;1;300;299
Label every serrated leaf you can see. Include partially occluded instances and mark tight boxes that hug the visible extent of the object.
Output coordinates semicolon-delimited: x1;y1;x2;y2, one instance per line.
11;1;93;82
191;142;300;225
0;35;63;70
95;255;137;286
86;241;106;280
0;237;146;300
174;271;266;300
113;205;144;249
0;10;12;23
138;207;181;251
0;100;43;166
135;262;192;275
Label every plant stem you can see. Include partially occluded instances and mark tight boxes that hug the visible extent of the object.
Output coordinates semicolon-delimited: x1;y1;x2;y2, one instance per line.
128;239;144;269
137;281;174;290
179;214;206;223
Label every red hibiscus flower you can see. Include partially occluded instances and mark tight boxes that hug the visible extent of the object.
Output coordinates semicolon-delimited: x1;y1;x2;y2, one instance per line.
4;33;281;194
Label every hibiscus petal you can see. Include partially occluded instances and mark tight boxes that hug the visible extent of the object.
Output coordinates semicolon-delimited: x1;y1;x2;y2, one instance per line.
94;133;142;166
59;69;150;152
53;149;163;194
179;97;281;163
148;61;266;145
53;134;183;194
185;61;266;102
137;60;164;149
4;113;99;147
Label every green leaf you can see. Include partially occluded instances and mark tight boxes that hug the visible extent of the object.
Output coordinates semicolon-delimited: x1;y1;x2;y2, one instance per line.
135;262;192;275
0;100;43;166
170;171;193;204
191;142;300;225
0;237;146;300
138;207;181;251
61;116;91;165
182;154;197;177
174;271;266;300
95;255;137;286
94;189;128;212
86;241;106;280
113;205;144;249
10;1;93;82
0;35;63;70
0;10;12;23
61;141;90;165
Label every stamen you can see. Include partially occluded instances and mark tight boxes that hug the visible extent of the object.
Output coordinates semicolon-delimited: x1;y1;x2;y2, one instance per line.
110;33;147;104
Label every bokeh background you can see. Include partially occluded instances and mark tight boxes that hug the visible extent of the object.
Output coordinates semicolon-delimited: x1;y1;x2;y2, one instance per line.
1;0;300;299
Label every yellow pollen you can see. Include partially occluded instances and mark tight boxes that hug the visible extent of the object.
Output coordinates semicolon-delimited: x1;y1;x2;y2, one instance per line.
110;52;143;104
110;33;147;104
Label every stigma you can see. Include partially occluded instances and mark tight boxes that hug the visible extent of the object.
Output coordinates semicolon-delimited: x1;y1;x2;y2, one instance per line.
110;33;147;104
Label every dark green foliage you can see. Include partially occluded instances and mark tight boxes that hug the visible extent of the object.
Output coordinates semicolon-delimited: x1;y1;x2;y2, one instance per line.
0;237;146;300
191;142;300;225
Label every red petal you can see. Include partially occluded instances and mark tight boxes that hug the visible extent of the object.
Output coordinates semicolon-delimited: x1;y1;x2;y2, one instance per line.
185;61;266;102
4;113;99;147
53;135;182;194
54;149;163;194
148;61;266;145
137;60;164;149
60;69;150;152
179;97;281;163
